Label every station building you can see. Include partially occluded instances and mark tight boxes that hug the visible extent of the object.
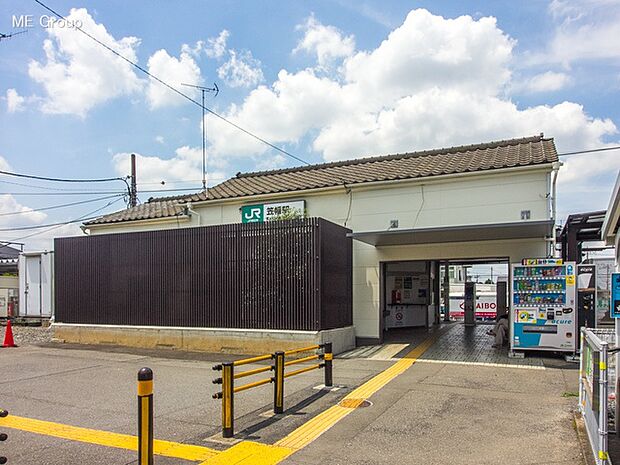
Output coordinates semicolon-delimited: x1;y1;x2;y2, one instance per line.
54;135;560;353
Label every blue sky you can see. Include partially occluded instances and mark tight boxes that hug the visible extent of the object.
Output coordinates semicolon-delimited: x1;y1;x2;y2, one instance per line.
1;0;619;249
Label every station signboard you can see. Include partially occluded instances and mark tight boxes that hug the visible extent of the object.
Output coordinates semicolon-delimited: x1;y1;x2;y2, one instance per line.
241;200;305;223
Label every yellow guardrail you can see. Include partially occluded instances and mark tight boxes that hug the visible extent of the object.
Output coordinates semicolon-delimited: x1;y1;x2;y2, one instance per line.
212;342;334;438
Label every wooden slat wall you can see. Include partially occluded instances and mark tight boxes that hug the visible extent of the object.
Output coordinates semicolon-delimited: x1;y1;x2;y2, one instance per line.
54;218;352;331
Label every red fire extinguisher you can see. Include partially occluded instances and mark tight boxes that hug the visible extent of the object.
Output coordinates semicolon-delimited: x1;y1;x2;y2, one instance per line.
391;289;402;304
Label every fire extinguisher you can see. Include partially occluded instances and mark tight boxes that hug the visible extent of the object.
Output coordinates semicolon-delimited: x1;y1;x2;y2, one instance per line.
391;289;401;304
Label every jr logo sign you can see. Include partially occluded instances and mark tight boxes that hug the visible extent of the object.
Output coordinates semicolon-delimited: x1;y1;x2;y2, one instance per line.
241;205;263;223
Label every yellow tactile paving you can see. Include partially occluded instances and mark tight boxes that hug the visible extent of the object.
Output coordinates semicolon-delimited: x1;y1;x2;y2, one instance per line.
275;330;441;451
0;415;219;462
198;441;294;465
2;331;441;465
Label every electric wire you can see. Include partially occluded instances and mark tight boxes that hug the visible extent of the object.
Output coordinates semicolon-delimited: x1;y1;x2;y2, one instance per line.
32;0;311;167
0;178;124;192
0;168;127;183
0;187;200;195
6;197;125;242
0;194;124;217
557;146;620;157
0;197;125;232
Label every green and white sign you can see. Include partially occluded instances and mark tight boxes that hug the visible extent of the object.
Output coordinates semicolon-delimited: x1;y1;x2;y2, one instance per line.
241;200;305;223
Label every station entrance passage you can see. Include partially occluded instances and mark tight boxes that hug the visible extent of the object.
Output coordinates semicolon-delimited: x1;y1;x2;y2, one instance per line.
344;257;543;368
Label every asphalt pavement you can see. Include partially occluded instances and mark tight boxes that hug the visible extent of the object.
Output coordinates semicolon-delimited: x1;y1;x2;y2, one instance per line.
0;325;591;465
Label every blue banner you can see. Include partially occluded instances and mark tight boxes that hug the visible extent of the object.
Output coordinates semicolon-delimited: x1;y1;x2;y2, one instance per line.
611;273;620;318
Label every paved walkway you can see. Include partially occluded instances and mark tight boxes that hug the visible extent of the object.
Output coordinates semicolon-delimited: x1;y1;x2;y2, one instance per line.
0;326;589;465
420;323;545;368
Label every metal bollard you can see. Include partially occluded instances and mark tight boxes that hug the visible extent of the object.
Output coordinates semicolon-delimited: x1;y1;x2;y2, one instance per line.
137;368;154;465
222;362;234;438
0;408;7;464
273;351;285;414
324;343;333;387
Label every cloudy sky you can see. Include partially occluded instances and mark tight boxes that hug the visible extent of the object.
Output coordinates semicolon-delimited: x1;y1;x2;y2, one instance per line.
1;0;619;250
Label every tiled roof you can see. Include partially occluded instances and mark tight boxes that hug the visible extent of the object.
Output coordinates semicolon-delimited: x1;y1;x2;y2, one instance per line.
85;200;187;225
85;135;558;226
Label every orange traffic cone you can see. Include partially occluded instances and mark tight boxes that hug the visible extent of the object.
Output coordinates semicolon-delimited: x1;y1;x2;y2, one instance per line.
2;319;17;348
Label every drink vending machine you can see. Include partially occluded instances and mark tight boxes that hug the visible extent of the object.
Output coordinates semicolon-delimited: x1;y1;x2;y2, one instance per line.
510;259;577;354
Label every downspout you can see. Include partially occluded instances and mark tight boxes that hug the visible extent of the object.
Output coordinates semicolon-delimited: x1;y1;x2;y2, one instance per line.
550;161;562;257
185;202;201;226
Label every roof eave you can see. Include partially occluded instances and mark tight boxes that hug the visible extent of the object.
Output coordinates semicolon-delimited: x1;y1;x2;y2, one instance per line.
601;171;620;243
84;214;192;230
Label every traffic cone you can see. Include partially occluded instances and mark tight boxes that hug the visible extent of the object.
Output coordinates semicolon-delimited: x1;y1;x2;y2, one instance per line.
2;319;17;348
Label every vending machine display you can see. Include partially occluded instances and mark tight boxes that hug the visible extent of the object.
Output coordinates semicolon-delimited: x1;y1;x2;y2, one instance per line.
510;259;577;353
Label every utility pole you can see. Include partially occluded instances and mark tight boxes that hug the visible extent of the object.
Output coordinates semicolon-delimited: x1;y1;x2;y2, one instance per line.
130;153;137;207
182;83;218;192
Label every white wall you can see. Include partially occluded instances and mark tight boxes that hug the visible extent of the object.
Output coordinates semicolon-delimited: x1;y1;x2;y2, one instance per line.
88;167;552;339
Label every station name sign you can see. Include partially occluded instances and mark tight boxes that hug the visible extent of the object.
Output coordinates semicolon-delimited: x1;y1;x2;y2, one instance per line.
241;200;305;223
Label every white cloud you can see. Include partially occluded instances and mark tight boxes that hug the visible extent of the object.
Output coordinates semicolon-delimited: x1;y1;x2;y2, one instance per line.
217;50;264;88
17;223;85;252
205;30;229;59
5;89;25;113
28;8;143;117
206;9;617;167
22;223;85;251
112;146;227;190
343;10;514;100
155;135;165;144
0;194;47;227
208;69;344;157
558;150;620;186
531;0;620;66
294;15;355;68
181;40;205;58
146;48;202;108
0;156;46;227
518;71;571;93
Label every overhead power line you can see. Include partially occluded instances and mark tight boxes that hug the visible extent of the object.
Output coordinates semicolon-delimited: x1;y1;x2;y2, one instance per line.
0;168;126;183
0;194;124;217
557;146;620;157
33;0;311;167
0;197;124;232
0;187;200;196
6;196;125;242
0;178;127;192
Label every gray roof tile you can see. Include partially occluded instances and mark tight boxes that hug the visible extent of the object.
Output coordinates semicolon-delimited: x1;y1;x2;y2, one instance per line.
85;135;558;226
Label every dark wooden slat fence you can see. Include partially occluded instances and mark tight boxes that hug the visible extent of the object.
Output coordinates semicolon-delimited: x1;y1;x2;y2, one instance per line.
54;218;352;331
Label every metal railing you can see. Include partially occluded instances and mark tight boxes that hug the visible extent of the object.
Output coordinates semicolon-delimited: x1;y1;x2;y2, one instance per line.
212;343;333;438
579;328;616;465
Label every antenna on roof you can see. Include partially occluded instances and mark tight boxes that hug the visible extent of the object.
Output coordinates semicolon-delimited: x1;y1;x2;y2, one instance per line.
182;82;219;193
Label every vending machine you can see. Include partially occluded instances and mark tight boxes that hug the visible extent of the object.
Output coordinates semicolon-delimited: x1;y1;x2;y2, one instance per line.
510;259;577;354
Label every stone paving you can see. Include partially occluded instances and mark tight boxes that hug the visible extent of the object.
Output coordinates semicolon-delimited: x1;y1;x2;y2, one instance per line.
420;323;545;368
341;323;548;368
